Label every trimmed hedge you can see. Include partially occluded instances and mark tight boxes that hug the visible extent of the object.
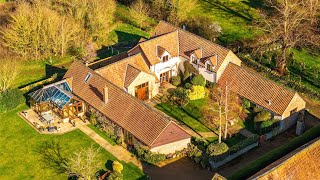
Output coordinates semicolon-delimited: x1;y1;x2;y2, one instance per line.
228;124;320;180
171;76;181;86
191;75;206;87
0;89;25;113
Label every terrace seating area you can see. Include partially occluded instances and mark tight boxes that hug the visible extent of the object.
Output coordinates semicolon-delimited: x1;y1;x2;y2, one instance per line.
20;109;88;134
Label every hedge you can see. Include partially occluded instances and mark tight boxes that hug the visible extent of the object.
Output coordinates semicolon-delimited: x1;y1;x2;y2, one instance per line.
20;73;58;93
0;89;26;113
228;123;320;180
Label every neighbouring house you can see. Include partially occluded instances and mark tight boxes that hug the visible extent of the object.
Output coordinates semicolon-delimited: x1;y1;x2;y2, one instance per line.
90;53;159;100
249;137;320;180
37;61;190;154
218;63;306;131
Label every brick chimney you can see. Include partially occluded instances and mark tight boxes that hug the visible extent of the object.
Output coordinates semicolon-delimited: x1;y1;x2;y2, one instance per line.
103;86;108;104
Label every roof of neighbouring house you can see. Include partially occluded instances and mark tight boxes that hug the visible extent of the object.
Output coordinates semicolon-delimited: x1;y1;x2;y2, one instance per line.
88;52;129;70
218;63;297;115
94;53;152;88
63;61;191;147
250;137;320;180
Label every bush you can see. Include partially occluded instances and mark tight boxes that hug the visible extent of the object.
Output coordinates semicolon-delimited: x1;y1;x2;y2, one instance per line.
107;171;123;180
185;83;192;89
260;120;274;129
134;145;166;164
206;81;216;88
89;113;97;125
170;76;181;86
0;89;25;113
254;110;271;122
253;106;262;112
169;87;189;106
206;142;229;156
229;135;259;154
191;75;206;86
112;161;123;173
242;98;251;109
188;85;206;100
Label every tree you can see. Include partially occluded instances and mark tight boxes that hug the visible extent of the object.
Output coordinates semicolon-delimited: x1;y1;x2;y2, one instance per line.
130;0;150;28
256;0;320;74
168;0;199;25
69;145;102;180
0;59;20;93
190;74;206;87
169;87;189;106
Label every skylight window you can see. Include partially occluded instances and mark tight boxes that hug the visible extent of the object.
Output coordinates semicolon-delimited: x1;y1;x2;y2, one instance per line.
84;73;91;82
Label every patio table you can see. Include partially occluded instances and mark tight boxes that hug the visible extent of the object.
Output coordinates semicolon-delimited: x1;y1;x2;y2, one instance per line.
42;114;54;124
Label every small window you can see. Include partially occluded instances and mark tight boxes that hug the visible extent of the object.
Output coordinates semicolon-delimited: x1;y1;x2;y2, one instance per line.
84;73;91;82
191;56;197;64
162;55;169;62
206;64;213;72
290;108;298;115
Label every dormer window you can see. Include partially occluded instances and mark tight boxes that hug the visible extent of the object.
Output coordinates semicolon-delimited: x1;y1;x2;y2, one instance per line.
162;55;169;62
206;64;214;72
84;73;91;82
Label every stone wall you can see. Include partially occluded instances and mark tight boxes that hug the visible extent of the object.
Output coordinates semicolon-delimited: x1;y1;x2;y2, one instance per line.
150;138;191;154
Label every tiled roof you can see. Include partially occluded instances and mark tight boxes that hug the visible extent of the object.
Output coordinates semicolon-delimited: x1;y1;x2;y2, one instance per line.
251;138;320;180
88;52;129;70
218;63;296;115
128;31;179;65
124;65;141;88
64;61;190;147
94;54;151;88
144;21;231;72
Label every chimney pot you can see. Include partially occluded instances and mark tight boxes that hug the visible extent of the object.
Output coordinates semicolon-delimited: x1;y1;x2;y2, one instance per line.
268;100;272;105
182;24;186;30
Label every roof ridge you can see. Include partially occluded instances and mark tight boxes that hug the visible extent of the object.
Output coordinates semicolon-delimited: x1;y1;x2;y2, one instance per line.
158;20;230;52
89;52;128;66
73;61;172;125
94;53;143;71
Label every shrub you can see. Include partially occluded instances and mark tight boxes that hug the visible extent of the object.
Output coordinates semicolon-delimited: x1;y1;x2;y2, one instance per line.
170;76;181;86
229;135;259;154
191;75;206;86
185;83;192;89
188;85;206;100
112;161;123;173
253;106;262;112
134;145;166;164
107;171;123;180
0;89;25;113
254;110;271;122
187;143;202;158
169;87;189;106
206;142;229;156
206;81;216;88
260;120;274;129
242;98;251;109
89;113;97;125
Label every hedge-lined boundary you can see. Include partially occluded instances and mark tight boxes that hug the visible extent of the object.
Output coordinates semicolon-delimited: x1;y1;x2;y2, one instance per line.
19;73;60;93
228;123;320;180
239;54;320;101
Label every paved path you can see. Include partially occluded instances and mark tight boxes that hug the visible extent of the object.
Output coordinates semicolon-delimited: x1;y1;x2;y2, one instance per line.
77;124;142;169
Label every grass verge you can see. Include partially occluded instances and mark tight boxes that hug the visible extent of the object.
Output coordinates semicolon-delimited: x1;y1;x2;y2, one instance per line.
87;124;117;146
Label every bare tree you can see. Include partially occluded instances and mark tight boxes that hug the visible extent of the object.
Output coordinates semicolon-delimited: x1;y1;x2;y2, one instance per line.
130;0;150;28
0;59;20;93
256;0;320;74
168;0;199;25
69;145;102;180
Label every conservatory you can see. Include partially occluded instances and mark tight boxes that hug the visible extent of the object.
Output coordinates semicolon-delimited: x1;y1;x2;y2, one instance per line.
28;80;83;121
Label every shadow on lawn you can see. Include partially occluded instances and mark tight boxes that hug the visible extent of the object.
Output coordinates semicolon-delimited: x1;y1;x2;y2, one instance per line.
97;30;146;59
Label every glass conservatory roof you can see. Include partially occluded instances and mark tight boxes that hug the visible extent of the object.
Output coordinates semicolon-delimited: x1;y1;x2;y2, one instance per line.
29;80;73;109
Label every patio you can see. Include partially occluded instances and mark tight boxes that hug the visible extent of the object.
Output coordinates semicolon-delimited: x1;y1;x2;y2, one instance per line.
19;109;88;134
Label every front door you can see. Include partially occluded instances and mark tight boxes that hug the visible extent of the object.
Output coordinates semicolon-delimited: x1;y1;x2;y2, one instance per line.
135;82;149;100
160;70;171;83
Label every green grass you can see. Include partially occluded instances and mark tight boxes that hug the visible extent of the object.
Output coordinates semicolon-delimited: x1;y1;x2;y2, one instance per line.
0;105;145;180
196;0;263;44
87;124;117;146
181;98;207;120
228;123;320;180
155;103;212;133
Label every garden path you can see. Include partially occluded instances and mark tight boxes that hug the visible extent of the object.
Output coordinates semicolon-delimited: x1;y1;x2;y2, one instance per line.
77;124;142;169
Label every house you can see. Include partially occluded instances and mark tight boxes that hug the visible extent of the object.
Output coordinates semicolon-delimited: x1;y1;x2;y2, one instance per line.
127;21;242;83
90;53;159;100
249;137;320;180
218;63;306;131
30;61;191;154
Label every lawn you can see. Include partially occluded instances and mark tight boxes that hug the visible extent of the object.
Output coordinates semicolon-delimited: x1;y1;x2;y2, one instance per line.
0;105;145;180
197;0;262;44
87;124;117;146
155;103;212;133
